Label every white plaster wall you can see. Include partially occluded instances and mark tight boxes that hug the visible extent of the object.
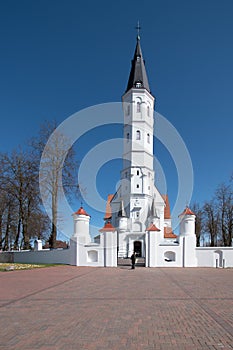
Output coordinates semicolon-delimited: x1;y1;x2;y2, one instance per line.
81;245;104;267
13;249;71;265
196;247;233;268
156;245;183;267
104;231;117;267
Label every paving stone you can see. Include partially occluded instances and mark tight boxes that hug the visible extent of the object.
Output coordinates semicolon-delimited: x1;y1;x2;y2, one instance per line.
0;267;233;349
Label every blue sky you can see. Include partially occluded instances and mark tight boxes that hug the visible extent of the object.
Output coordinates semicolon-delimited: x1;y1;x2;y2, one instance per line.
0;0;233;238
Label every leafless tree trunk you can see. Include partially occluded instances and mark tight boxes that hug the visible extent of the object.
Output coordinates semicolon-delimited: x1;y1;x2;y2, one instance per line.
216;183;233;246
0;150;48;249
31;121;79;249
203;201;219;246
191;203;203;247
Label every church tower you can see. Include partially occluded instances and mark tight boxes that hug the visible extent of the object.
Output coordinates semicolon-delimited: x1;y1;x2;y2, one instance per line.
121;35;155;201
110;34;165;258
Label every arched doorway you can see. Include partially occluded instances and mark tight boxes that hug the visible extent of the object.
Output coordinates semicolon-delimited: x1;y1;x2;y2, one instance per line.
134;241;142;257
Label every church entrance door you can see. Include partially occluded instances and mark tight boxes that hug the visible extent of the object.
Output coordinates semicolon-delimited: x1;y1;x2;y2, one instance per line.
134;241;142;257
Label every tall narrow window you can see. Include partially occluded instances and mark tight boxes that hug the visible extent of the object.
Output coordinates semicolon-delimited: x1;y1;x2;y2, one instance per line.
147;106;150;117
127;105;130;115
137;102;141;112
127;132;130;142
137;170;139;176
136;184;139;189
136;130;141;140
147;133;150;143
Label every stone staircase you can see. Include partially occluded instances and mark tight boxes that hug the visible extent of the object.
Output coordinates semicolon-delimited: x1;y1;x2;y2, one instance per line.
135;257;145;267
117;257;145;267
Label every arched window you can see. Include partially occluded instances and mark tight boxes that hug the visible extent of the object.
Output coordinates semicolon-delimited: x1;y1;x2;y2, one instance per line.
127;132;130;142
87;250;98;263
137;102;141;112
147;133;150;143
164;251;176;262
137;170;139;176
136;130;141;140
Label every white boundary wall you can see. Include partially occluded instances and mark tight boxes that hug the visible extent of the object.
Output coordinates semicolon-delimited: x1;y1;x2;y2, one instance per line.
196;247;233;268
0;249;71;265
1;245;233;268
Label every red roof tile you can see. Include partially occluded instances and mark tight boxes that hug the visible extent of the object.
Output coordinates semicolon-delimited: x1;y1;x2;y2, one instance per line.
179;207;195;216
164;227;177;239
44;240;68;249
146;223;160;231
104;194;114;220
74;206;90;216
99;222;116;232
162;195;171;219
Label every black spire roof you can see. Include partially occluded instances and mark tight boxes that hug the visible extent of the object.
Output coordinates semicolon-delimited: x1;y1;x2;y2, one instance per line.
126;36;150;93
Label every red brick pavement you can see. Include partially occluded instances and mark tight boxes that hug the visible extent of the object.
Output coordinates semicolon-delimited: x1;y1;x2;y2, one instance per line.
0;266;233;350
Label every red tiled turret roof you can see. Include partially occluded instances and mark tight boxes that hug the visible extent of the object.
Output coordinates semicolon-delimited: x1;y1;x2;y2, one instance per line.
164;227;177;239
179;207;195;216
162;195;171;219
146;223;160;232
74;206;90;216
99;222;116;232
104;194;114;220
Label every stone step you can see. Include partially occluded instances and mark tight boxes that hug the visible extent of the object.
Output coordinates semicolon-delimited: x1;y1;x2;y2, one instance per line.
117;257;145;267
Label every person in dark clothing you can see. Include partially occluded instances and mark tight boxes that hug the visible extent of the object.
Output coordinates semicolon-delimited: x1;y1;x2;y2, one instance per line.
131;252;136;269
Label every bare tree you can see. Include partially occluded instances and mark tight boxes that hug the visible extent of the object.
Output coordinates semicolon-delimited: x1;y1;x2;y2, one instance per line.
191;203;203;247
216;183;233;246
31;121;79;249
203;200;219;246
0;150;47;249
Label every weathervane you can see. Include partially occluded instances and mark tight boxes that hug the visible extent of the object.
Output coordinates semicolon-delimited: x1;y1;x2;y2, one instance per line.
136;21;141;40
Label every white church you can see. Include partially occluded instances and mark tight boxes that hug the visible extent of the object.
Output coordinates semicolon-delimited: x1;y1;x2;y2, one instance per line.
5;35;233;268
69;35;233;268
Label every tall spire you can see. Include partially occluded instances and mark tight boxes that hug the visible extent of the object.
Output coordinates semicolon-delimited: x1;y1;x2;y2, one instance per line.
118;200;127;217
150;197;160;219
126;34;150;93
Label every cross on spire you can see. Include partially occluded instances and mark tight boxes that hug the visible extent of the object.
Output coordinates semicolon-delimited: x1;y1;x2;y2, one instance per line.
136;21;141;40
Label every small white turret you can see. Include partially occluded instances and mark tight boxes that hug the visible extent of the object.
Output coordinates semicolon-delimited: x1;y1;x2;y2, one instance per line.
179;207;195;236
72;206;91;244
99;222;117;267
179;207;197;267
145;223;161;267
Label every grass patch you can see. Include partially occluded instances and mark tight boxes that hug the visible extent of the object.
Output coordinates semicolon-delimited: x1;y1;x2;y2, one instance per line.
0;263;58;271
